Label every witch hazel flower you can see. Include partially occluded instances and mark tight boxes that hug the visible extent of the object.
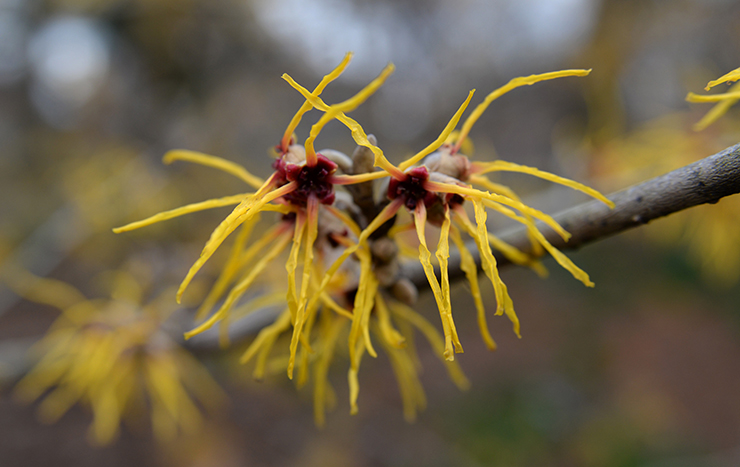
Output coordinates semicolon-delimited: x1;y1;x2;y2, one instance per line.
4;267;225;445
290;68;614;362
114;53;394;379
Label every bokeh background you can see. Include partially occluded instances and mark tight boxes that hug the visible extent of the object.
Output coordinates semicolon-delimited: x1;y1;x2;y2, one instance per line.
2;0;740;465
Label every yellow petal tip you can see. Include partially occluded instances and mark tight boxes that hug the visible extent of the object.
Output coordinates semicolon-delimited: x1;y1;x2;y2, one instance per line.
162;151;179;164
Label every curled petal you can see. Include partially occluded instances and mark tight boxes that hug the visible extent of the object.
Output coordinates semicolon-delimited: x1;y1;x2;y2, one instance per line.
176;177;294;303
196;216;258;321
348;248;378;369
426;180;571;241
286;212;307;322
164;150;264;189
453;69;591;152
470;161;614;208
281;52;354;151
704;66;740;91
112;194;251;233
348;339;366;415
184;229;292;339
282;74;406;179
450;224;496;351
1;267;87;311
284;63;395;166
398;90;475;171
472;201;519;336
414;203;461;360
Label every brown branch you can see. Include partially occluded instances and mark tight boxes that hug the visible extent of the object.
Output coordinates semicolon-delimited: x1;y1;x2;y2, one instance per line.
404;142;740;288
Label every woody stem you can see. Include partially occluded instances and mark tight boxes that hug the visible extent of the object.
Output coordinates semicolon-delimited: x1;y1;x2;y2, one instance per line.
404;141;740;287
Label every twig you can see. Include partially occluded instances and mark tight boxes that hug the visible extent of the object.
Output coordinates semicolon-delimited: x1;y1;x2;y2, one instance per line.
403;141;740;287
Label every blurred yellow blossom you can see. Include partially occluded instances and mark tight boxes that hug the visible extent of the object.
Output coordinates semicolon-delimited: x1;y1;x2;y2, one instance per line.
3;267;225;445
592;112;740;286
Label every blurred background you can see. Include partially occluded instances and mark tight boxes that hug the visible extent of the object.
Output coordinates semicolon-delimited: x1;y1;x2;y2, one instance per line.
2;0;740;465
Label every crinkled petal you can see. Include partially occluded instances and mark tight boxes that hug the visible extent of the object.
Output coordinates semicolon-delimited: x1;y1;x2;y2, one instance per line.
164;150;264;189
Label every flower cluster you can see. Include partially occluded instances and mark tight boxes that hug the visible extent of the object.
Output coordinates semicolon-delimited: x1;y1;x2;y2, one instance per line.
286;68;613;360
4;267;224;444
115;54;612;423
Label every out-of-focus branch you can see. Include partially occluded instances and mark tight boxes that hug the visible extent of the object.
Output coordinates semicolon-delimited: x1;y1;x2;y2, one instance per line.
404;142;740;288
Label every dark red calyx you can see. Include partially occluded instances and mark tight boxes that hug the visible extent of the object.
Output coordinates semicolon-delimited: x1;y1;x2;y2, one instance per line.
448;193;465;208
275;154;338;206
387;166;437;210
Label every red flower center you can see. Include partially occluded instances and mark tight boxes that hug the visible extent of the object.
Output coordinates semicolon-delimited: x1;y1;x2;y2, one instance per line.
387;167;438;210
274;154;338;206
